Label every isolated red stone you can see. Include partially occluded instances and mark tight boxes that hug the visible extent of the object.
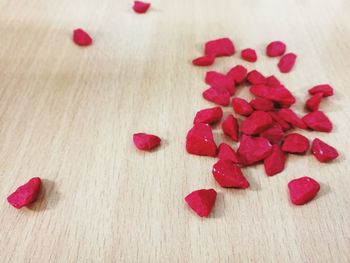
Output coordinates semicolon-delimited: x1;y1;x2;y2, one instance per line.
278;53;297;73
205;71;235;95
218;143;240;163
266;41;286;57
202;86;230;106
226;65;247;84
278;108;307;129
185;189;217;217
133;133;161;151
247;70;267;85
232;98;254;116
308;84;333;97
221;114;239;141
212;160;249;188
268;112;291;131
241;48;257;62
7;177;42;209
132;1;151;13
204;38;235;57
193;106;223;125
264;144;285;176
302;111;333;132
237;135;272;165
305;93;323;112
260;124;285;144
311;138;339;163
282;133;309;154
288;177;320;205
250;98;274;111
266;75;281;88
186;123;217;157
192;55;215;66
73;28;93;46
250;84;296;107
241;111;273;135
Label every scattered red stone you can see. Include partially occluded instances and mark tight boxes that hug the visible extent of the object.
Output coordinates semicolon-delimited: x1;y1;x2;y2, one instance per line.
73;28;93;46
250;84;296;107
193;106;223;125
218;143;240;164
288;177;320;205
311;138;339;163
133;133;161;151
7;177;42;209
186;123;217;157
250;97;274;111
226;65;247;84
192;55;215;66
221;114;239;141
264;144;285;176
282;133;309;154
237;135;272;165
305;93;323;112
232;98;254;116
266;75;281;88
241;111;273;135
268;111;292;131
202;86;230;106
278;53;297;73
241;48;257;62
205;38;235;57
260;124;285;144
185;189;217;217
205;71;235;95
302;111;333;132
308;84;333;97
266;41;286;57
212;160;249;188
278;108;307;129
247;70;267;85
132;1;151;13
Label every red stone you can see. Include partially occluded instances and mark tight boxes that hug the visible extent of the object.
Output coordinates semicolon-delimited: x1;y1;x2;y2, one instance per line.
192;55;215;66
302;111;333;132
305;93;323;112
277;108;307;129
308;84;333;97
250;98;274;111
268;111;291;131
204;38;235;57
281;133;309;154
221;114;239;141
241;111;273;135
205;71;235;95
218;143;240;164
132;1;151;13
202;87;230;106
7;177;41;209
133;133;161;151
226;65;247;84
264;144;285;176
311;138;339;163
193;106;223;125
212;160;249;188
288;177;320;205
241;48;257;62
250;84;296;107
278;53;297;73
185;189;217;217
232;98;254;116
260;124;285;144
266;41;286;57
186;123;217;157
247;70;267;85
237;135;272;165
73;28;93;46
266;75;281;88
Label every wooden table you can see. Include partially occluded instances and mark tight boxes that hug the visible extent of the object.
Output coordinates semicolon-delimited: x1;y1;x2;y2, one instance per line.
0;0;349;262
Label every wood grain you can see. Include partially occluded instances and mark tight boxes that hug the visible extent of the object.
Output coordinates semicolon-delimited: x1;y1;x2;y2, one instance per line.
0;0;349;262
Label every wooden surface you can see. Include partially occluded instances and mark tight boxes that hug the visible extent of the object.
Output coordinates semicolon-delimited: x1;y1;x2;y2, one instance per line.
0;0;349;262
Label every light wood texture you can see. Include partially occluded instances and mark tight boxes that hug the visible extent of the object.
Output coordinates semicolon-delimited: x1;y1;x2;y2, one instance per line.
0;0;349;262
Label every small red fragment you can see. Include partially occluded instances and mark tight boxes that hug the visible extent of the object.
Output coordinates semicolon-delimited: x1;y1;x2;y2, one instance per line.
205;71;235;95
250;84;296;107
311;138;339;163
266;75;281;88
192;55;215;66
221;114;239;141
237;135;272;165
250;98;274;111
278;108;307;129
133;133;161;151
308;84;334;97
212;160;249;188
7;177;41;209
278;53;297;73
204;38;235;57
241;111;273;135
202;87;230;106
185;189;217;217
132;1;151;13
247;70;267;85
266;41;286;57
218;143;240;163
288;177;320;205
193;106;223;125
302;111;333;132
241;48;257;62
305;93;323;112
186;123;217;157
260;124;285;144
226;65;247;84
264;144;285;176
73;28;93;46
281;133;309;154
268;111;291;131
232;98;254;116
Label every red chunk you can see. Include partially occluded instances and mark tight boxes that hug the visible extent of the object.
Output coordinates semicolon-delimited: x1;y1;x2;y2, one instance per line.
202;87;230;106
278;108;307;129
133;133;161;151
212;160;249;188
232;98;254;116
308;84;333;97
288;177;320;205
266;41;286;57
311;138;339;163
250;98;274;111
193;106;223;125
250;84;296;107
132;1;151;13
305;93;323;112
73;28;93;46
264;144;285;176
266;75;281;88
226;65;247;84
281;133;309;154
278;53;297;73
7;177;41;209
247;70;267;85
302;111;333;132
204;38;235;57
237;135;272;165
186;123;217;157
221;114;239;141
241;48;257;62
241;111;273;135
192;55;215;66
268;112;291;131
260;124;285;144
185;189;217;217
205;71;235;95
218;143;240;163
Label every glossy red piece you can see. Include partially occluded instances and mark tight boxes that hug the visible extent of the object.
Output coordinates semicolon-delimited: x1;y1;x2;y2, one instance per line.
193;106;223;125
226;65;247;84
205;71;235;95
237;135;272;165
133;133;161;151
218;143;240;164
185;189;217;217
260;124;285;144
250;98;274;111
192;55;215;66
212;160;249;188
266;41;286;57
250;84;296;107
232;98;254;116
277;108;307;129
278;53;297;73
221;114;239;141
132;1;151;13
311;138;339;163
264;144;285;176
288;177;320;205
204;38;235;57
308;84;333;97
241;111;273;135
302;111;333;132
202;87;230;106
281;133;309;154
7;177;41;209
186;123;217;157
241;48;257;62
305;93;323;112
73;28;93;46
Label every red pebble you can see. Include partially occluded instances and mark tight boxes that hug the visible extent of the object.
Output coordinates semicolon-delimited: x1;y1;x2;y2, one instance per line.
186;123;217;157
226;65;247;84
311;138;339;163
205;38;235;57
202;87;230;106
282;133;309;154
264;144;285;176
288;177;320;205
221;114;239;141
260;124;285;144
193;106;223;125
205;71;235;95
278;53;297;73
302;111;333;132
305;93;323;112
192;55;215;66
247;70;267;85
212;160;249;188
7;177;41;209
268;112;291;131
308;84;333;97
232;98;254;116
241;111;273;135
241;48;257;62
218;143;240;163
133;133;161;151
185;189;217;217
132;1;151;13
250;84;296;107
266;41;286;57
266;75;281;88
73;28;93;46
237;135;272;165
250;98;274;111
278;108;307;129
